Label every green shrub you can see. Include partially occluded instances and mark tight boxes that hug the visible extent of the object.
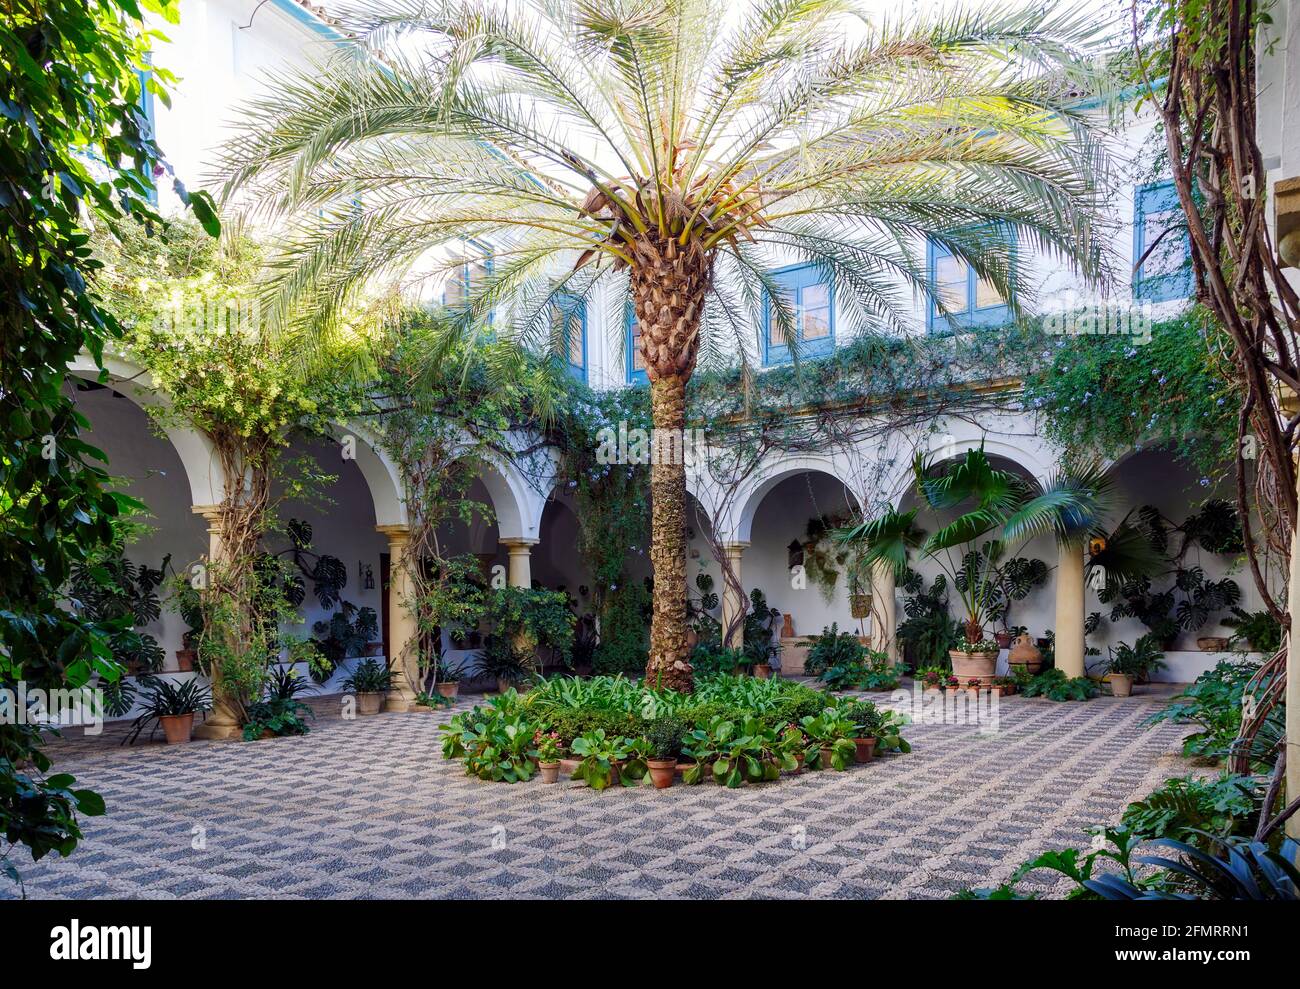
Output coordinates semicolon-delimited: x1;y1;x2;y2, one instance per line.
541;705;642;745
1121;774;1261;848
645;715;687;760
1146;659;1281;766
1023;668;1097;701
805;623;864;677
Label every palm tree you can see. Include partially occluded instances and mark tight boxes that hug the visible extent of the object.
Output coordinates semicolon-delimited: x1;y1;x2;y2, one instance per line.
840;447;1160;646
217;0;1111;691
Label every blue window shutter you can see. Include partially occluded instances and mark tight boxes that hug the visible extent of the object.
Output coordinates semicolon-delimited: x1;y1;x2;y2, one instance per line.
762;264;835;366
926;226;1015;335
626;302;648;384
1133;180;1193;302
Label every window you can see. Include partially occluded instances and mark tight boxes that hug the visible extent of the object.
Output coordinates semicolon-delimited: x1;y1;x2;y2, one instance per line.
762;264;835;365
443;244;493;308
926;228;1015;334
550;294;586;382
625;302;648;385
137;54;157;205
1134;180;1192;302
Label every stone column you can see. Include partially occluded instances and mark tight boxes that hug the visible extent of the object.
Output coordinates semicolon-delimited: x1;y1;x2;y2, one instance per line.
500;538;537;588
868;561;898;665
191;504;241;740
377;525;418;712
1054;542;1086;678
721;542;748;649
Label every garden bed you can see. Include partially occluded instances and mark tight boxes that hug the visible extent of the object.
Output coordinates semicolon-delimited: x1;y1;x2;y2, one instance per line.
440;673;911;789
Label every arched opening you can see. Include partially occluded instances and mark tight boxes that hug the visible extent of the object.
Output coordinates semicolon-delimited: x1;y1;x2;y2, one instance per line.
734;469;863;642
894;451;1055;668
1092;447;1269;681
65;378;209;698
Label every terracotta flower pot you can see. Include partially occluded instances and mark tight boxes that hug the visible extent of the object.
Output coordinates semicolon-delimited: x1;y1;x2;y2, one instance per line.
160;713;193;745
539;762;560;784
994;631;1013;649
435;681;459;699
854;737;876;763
1110;673;1134;698
950;650;996;679
781;613;795;638
365;642;384;657
496;677;516;694
753;663;772;680
174;649;195;673
355;691;384;715
793;753;805;775
647;759;676;789
820;746;835;769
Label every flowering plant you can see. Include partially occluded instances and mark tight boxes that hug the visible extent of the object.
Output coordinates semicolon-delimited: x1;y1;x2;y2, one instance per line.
534;730;564;763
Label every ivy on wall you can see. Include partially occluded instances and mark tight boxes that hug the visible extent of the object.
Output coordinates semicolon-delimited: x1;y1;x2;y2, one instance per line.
1022;308;1240;482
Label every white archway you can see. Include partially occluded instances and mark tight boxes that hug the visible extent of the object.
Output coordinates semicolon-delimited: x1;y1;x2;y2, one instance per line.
326;421;407;527
725;453;866;545
69;353;226;505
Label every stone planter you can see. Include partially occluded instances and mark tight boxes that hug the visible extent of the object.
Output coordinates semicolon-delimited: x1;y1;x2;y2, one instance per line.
853;737;876;763
435;681;459;699
778;636;811;676
160;713;193;745
1110;673;1134;698
539;762;560;784
355;691;384;715
950;650;996;680
647;759;676;789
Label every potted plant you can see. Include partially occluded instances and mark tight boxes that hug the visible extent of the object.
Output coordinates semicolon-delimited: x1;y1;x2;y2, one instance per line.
804;623;864;678
799;712;857;771
479;635;534;694
841;700;883;763
169;578;204;672
243;666;316;740
1104;635;1166;698
570;729;641;790
1223;607;1283;654
645;715;685;789
434;656;467;699
536;730;564;783
123;676;211;745
341;658;392;715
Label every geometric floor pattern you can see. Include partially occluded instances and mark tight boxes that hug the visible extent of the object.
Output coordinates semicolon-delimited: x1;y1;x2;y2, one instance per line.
6;688;1193;899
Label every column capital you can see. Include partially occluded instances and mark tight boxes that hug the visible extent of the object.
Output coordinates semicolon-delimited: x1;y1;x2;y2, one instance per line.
192;503;222;523
376;524;412;543
499;537;539;550
721;540;750;553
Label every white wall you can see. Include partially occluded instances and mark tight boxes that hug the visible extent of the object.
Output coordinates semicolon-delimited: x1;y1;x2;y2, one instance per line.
71;382;209;664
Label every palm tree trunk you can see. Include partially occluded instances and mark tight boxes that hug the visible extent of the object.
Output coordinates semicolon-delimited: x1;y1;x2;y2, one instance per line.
646;373;693;692
630;234;712;693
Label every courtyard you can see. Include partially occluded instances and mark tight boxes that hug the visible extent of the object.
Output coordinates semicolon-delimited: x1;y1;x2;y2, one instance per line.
9;690;1190;901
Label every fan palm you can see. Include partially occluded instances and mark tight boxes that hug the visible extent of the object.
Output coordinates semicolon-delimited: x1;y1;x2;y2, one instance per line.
217;0;1112;691
840;447;1147;645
